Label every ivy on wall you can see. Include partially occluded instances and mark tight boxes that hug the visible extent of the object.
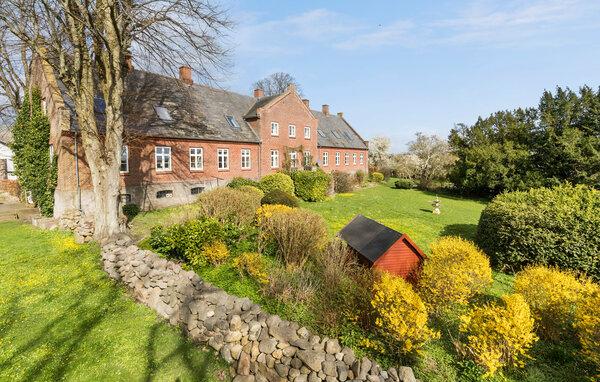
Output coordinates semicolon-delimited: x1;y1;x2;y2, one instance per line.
10;88;57;217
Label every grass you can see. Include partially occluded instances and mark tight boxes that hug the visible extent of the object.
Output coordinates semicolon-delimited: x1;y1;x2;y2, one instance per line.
0;222;229;382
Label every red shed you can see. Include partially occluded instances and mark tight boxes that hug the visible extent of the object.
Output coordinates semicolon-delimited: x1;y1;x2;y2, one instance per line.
337;214;427;279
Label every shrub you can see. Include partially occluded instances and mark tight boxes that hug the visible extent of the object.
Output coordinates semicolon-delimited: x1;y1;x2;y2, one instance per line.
199;241;229;266
255;204;327;267
122;203;141;221
371;172;384;182
331;170;355;193
238;184;264;197
394;179;414;189
258;173;295;195
261;189;299;208
372;272;439;355
574;283;600;375
315;238;357;290
514;265;584;341
459;293;538;378
284;170;330;202
355;170;366;186
198;187;261;227
477;184;600;278
232;252;269;285
148;224;188;261
264;265;319;307
419;236;493;315
227;177;259;189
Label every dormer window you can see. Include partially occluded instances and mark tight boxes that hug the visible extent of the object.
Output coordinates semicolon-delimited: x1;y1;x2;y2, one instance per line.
154;106;172;121
225;115;240;128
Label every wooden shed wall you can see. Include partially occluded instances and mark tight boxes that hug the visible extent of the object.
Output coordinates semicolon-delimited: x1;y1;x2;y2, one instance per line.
373;237;423;278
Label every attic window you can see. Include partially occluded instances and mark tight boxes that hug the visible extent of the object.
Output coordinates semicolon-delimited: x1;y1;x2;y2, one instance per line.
225;115;240;128
344;132;353;140
318;130;326;138
154;106;173;121
332;131;342;139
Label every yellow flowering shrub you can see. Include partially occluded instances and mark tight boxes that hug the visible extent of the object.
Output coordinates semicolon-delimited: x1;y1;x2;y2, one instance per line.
574;282;600;376
514;265;584;341
232;252;269;285
419;236;493;315
201;241;229;266
459;293;538;378
371;272;439;355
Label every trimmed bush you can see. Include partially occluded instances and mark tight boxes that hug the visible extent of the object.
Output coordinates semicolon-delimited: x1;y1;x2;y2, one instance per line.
261;189;299;208
355;170;366;186
477;184;600;278
284;170;330;202
372;272;439;355
331;170;355;193
258;173;295;195
419;236;493;315
122;203;140;221
227;177;259;189
371;172;384;182
238;185;264;199
459;293;538;377
198;187;261;227
394;179;414;189
514;265;584;341
574;283;600;375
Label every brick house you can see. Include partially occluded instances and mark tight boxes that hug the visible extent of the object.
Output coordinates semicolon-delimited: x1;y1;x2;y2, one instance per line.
0;126;16;181
31;59;369;217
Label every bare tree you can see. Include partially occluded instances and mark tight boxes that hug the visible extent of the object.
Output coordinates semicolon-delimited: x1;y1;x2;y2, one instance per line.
368;136;391;169
0;0;231;238
252;72;303;97
0;24;31;118
408;133;457;189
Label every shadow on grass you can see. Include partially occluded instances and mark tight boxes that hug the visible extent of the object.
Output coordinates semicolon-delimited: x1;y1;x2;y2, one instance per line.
440;224;479;241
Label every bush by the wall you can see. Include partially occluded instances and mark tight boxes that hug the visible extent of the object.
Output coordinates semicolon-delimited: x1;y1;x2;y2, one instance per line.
394;179;414;189
477;184;600;278
331;170;355;193
122;203;140;222
238;185;264;199
227;177;259;189
459;293;538;377
370;172;384;183
201;241;229;266
261;189;299;208
198;187;261;228
232;252;269;285
355;170;366;186
574;284;600;375
258;173;295;195
284;170;330;201
419;236;493;315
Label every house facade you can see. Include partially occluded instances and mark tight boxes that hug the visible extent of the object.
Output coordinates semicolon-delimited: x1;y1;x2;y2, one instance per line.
0;126;16;181
32;59;369;217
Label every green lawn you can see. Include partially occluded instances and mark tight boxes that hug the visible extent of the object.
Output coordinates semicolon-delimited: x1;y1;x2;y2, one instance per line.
0;222;229;382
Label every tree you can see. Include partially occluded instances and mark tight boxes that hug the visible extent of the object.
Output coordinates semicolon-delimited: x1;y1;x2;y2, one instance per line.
0;26;30;118
368;136;391;169
252;72;303;97
408;133;456;189
0;0;230;238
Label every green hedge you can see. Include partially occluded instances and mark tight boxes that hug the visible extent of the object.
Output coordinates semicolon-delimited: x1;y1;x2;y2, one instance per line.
394;179;414;189
477;184;600;278
227;177;259;189
258;173;294;196
261;189;299;208
283;170;330;202
371;172;384;182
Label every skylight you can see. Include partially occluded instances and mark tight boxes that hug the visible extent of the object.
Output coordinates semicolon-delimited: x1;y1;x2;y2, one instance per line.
344;132;353;140
318;130;326;138
225;115;240;128
332;131;342;139
154;106;173;121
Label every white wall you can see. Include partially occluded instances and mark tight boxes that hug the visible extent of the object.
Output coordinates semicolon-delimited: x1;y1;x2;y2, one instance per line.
0;142;16;180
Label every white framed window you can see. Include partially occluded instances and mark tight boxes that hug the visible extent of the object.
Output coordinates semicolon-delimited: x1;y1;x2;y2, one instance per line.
335;152;340;166
271;150;279;168
360;153;364;164
345;152;350;165
241;149;251;169
289;151;297;168
218;148;229;170
190;147;203;170
353;153;357;165
155;146;171;171
323;152;328;166
304;127;310;139
157;190;173;198
304;151;311;166
289;124;296;138
121;145;129;173
271;122;279;136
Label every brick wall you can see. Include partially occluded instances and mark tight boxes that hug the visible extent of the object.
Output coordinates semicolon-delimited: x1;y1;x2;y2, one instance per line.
318;147;369;173
0;159;6;180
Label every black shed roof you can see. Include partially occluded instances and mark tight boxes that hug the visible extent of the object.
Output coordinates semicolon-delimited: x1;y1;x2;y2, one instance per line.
337;214;403;263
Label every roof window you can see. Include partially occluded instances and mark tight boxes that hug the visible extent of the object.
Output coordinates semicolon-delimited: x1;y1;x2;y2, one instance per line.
318;130;326;138
344;132;353;140
154;106;173;121
332;131;342;139
225;115;240;128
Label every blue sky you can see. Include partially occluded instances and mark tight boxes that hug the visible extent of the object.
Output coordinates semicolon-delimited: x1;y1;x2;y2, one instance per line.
219;0;600;152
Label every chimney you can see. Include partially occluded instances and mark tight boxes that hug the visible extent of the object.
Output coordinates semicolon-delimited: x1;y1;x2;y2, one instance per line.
337;112;343;118
254;89;264;98
302;99;309;108
322;104;329;116
179;66;193;85
287;83;296;92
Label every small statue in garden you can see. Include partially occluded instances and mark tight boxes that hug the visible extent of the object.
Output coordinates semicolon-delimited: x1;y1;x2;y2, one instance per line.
431;195;441;214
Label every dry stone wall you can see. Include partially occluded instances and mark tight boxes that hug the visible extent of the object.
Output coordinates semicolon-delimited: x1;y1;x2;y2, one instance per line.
100;235;417;382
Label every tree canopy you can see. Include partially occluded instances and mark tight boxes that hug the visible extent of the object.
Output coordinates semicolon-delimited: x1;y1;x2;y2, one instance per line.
252;72;303;97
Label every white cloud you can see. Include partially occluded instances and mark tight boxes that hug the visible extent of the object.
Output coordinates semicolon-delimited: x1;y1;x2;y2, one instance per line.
333;21;414;51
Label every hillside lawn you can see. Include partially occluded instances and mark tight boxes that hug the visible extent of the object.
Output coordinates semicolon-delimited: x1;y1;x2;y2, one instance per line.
0;222;229;382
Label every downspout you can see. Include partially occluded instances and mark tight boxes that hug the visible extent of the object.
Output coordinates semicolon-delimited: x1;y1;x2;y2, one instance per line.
258;142;261;179
74;132;82;213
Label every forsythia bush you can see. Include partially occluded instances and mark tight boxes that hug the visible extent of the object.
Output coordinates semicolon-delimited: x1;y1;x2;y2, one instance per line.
372;272;439;354
514;265;584;341
459;293;538;378
201;241;229;266
419;236;493;314
574;283;600;376
232;252;269;285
